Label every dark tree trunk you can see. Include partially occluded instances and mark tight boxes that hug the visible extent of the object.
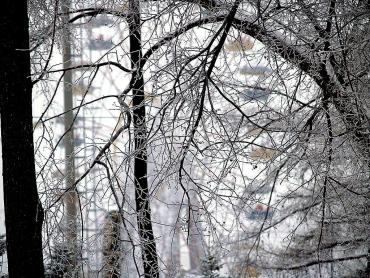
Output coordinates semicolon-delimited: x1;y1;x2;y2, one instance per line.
128;0;159;277
0;2;45;277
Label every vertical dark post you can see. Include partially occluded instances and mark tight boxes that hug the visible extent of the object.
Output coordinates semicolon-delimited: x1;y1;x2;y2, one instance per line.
128;0;159;276
0;2;45;277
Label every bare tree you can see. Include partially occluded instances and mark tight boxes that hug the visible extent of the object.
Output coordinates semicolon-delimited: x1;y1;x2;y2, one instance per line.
0;1;44;277
15;0;370;277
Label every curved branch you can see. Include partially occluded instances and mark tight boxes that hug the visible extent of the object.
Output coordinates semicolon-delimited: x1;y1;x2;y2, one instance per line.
46;61;132;74
266;254;367;271
47;101;131;210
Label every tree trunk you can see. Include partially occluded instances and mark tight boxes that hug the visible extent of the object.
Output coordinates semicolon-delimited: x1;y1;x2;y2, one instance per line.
128;0;159;276
188;202;205;271
0;2;45;277
103;211;121;278
61;0;78;274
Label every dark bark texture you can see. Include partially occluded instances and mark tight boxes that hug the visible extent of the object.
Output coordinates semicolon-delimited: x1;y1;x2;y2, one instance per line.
0;1;45;277
128;0;159;276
